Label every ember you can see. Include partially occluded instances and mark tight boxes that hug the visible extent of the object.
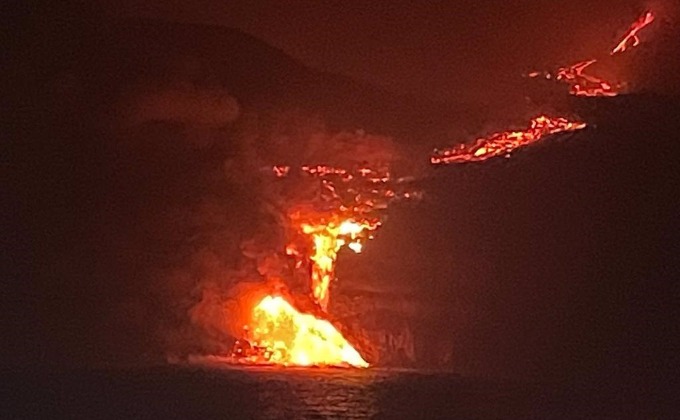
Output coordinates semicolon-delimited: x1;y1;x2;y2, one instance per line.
431;115;586;165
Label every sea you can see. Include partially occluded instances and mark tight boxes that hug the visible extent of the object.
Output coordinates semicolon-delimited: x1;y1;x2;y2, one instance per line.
2;362;673;419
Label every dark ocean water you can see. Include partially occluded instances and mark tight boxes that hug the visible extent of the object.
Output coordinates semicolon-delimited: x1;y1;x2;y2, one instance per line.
1;364;674;419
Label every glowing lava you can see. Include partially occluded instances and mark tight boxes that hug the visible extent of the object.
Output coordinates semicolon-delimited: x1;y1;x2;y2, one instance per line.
231;160;416;367
530;11;656;97
285;163;413;311
611;11;655;55
236;295;369;367
556;59;618;97
431;115;586;165
297;217;378;311
232;217;374;367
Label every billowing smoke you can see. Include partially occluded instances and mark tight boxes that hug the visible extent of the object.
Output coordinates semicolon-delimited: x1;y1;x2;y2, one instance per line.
178;111;412;362
8;12;425;367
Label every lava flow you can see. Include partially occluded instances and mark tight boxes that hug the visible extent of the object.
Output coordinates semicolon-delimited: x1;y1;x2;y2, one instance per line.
231;159;416;367
296;217;378;311
233;296;369;367
531;11;656;97
610;11;655;55
555;59;618;97
285;163;413;311
433;12;656;165
225;10;658;369
431;115;586;165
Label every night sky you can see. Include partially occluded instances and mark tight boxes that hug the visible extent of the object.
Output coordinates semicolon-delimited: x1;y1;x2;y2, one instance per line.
3;0;680;391
102;0;673;102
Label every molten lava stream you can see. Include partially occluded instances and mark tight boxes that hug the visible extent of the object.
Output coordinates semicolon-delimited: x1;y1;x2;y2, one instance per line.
233;295;369;368
301;218;377;312
230;163;412;368
431;115;586;165
610;11;655;55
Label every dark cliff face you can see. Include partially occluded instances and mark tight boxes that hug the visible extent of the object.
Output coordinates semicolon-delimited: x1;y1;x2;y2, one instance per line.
5;8;680;383
413;95;680;379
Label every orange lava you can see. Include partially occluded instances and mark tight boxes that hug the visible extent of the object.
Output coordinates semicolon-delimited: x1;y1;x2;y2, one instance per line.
431;115;586;165
232;161;416;367
236;295;368;367
285;163;411;311
300;218;377;311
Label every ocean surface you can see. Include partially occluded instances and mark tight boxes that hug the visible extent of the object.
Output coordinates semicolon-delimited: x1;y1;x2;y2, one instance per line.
2;363;673;419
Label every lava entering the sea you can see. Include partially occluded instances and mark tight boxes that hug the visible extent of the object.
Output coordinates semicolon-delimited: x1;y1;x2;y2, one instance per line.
232;295;369;367
217;9;660;369
230;156;416;367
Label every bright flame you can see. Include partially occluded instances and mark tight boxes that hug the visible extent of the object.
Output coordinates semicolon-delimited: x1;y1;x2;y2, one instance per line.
245;295;369;367
431;115;586;165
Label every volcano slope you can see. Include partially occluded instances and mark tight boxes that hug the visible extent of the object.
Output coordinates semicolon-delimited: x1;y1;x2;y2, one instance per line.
413;93;680;381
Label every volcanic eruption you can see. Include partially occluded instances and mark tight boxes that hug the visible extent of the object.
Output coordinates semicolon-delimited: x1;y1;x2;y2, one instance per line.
203;9;662;369
223;131;417;367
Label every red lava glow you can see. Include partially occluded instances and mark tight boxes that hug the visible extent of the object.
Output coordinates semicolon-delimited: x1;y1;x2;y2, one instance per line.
530;11;656;97
556;59;618;97
611;11;655;55
223;10;658;369
431;115;586;165
231;163;416;367
232;295;369;368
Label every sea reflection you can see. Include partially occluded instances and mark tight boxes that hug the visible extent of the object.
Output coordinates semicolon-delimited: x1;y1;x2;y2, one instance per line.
4;365;654;418
241;367;381;419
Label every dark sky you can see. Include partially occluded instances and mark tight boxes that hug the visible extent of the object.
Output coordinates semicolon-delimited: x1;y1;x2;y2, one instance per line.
100;0;658;103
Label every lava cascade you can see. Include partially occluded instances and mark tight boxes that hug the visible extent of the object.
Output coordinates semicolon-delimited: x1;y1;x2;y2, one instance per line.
233;159;416;367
